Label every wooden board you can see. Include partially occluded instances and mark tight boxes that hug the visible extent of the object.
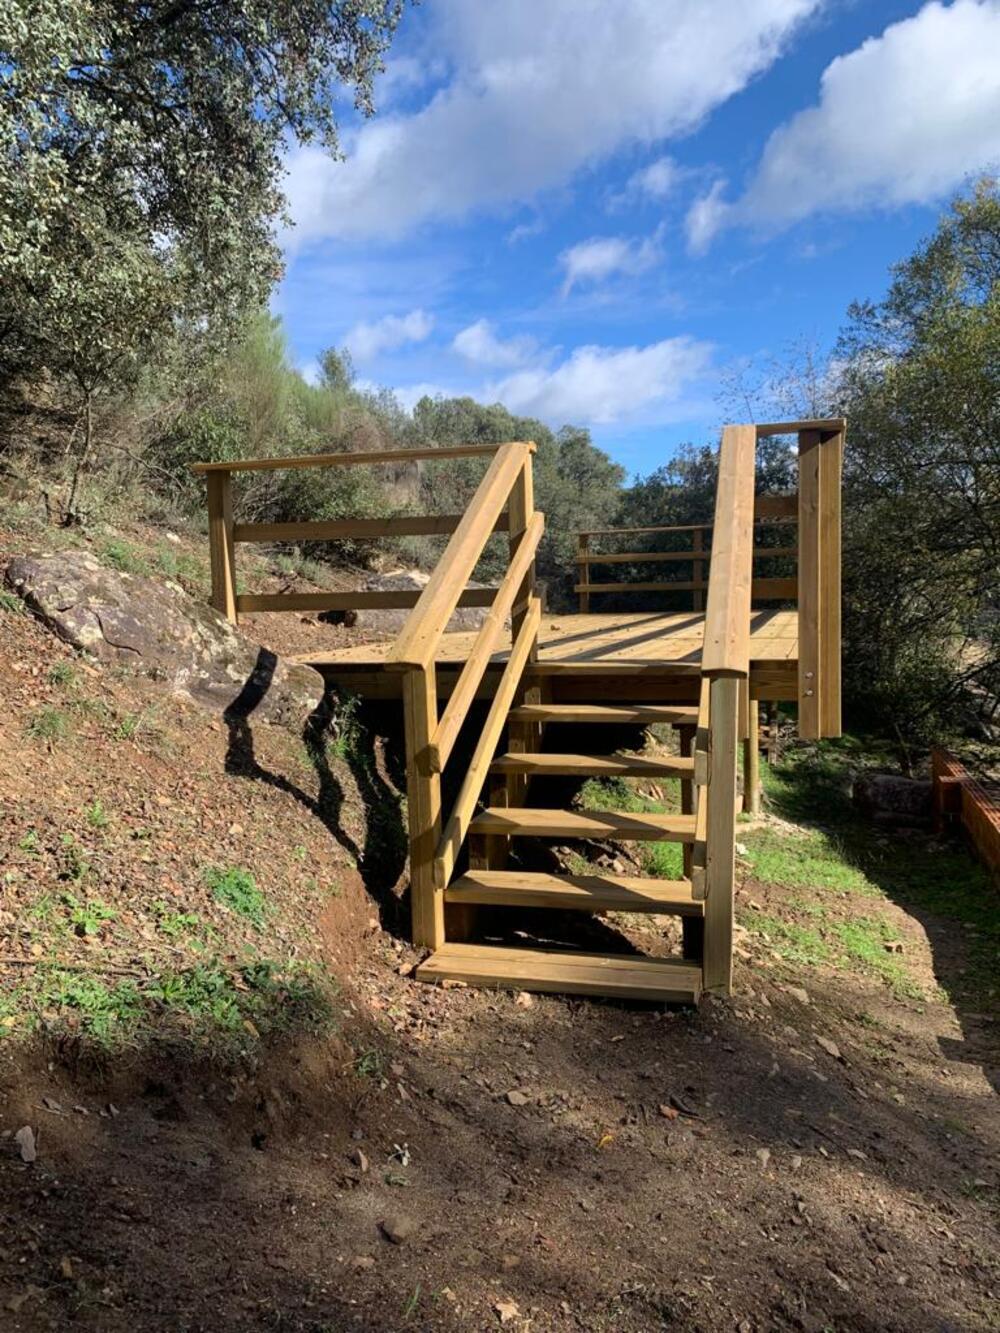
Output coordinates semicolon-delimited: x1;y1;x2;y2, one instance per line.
444;870;703;914
416;943;701;1003
506;703;698;725
469;807;696;841
489;752;695;778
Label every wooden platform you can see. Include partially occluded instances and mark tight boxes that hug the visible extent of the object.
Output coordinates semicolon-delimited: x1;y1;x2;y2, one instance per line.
292;609;798;698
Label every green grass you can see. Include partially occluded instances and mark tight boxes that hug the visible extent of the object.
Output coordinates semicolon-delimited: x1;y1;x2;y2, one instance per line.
0;589;26;615
47;660;78;688
85;799;110;829
153;901;203;939
113;706;160;742
204;865;269;927
742;827;877;895
99;538;150;575
25;706;71;742
833;918;925;999
578;776;685;878
65;895;116;937
745;912;832;966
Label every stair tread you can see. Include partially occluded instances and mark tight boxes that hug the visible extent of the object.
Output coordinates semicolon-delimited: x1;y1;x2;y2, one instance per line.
508;703;698;724
469;807;697;841
490;752;694;777
446;869;703;915
417;943;701;1003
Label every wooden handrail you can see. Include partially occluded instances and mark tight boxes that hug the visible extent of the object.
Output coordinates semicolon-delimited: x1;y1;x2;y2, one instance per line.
577;546;796;565
429;512;543;773
701;424;756;677
233;513;510;543
191;442;511;474
386;441;534;671
755;418;845;438
433;597;541;889
579;523;713;537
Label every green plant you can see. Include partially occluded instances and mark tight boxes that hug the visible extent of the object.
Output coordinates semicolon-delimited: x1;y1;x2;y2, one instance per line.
25;707;70;743
353;1048;385;1079
64;894;115;936
47;661;78;687
152;902;202;939
85;799;109;829
204;866;269;927
100;538;150;575
328;692;365;763
58;833;90;883
41;972;143;1045
744;912;831;967
17;829;40;854
113;706;160;742
0;590;26;615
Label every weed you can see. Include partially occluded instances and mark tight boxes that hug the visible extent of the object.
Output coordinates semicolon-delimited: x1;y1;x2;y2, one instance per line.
25;707;70;743
18;829;40;854
0;589;26;615
204;866;269;927
642;840;685;879
742;827;876;895
353;1048;385;1079
99;538;149;575
745;912;831;966
41;972;143;1045
85;799;110;829
64;894;116;936
153;901;202;939
47;660;77;688
328;692;364;763
114;706;160;743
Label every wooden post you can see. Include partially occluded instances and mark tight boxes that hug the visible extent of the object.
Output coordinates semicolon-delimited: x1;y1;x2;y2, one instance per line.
703;675;739;995
509;457;536;653
578;533;590;613
206;470;237;623
692;527;704;613
797;430;822;739
819;427;843;737
403;666;444;950
743;689;761;816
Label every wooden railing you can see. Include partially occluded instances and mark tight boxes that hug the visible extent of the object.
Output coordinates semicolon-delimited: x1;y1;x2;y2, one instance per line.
191;444;511;623
383;441;541;950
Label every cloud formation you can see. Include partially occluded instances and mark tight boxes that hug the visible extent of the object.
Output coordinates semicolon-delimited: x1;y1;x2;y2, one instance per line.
283;0;820;247
343;309;434;362
452;319;536;368
688;0;1000;250
559;230;664;295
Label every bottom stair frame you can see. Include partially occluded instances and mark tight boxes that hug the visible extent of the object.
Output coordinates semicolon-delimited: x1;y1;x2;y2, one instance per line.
417;943;701;1004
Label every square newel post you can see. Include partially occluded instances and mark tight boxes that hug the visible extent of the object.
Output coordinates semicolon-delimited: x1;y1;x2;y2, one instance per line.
703;674;740;995
206;470;237;623
402;665;444;950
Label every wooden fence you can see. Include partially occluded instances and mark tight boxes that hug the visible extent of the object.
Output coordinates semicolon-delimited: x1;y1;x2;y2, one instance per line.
932;748;1000;880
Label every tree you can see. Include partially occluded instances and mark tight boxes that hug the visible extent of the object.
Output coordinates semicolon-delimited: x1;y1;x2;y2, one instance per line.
0;0;404;516
835;178;1000;746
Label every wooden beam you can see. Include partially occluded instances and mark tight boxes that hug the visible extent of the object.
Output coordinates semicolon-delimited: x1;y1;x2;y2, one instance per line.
692;527;704;613
703;675;739;995
701;425;756;677
232;514;509;543
819;426;843;736
387;441;533;671
797;430;822;739
578;533;590;613
755;418;846;438
753;494;798;521
192;442;529;474
575;580;708;594
235;588;496;614
403;666;444;950
206;471;237;623
577;523;713;537
751;577;797;601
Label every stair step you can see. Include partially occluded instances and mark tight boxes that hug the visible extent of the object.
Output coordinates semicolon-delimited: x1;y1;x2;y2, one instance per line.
469;808;697;842
446;869;703;915
490;752;694;779
508;703;697;725
417;943;701;1003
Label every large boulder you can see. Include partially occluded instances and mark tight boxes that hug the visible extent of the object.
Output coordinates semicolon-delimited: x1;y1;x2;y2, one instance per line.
853;771;933;827
5;550;325;727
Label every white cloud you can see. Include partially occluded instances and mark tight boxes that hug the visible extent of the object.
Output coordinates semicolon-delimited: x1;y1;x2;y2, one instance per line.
452;319;536;368
343;309;434;362
693;0;1000;248
506;217;545;244
626;156;681;201
490;337;713;425
282;0;820;246
685;180;732;255
559;230;664;295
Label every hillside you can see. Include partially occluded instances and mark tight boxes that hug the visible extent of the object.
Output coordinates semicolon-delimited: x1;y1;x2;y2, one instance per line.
0;515;996;1331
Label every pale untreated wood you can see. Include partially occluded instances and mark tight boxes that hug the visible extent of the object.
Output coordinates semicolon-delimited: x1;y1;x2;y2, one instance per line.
701;425;756;677
578;523;713;537
206;471;237;623
507;456;537;654
417;943;701;1002
433;598;540;888
429;511;542;773
469;808;696;842
703;675;739;994
692;527;705;613
819;427;843;736
388;441;533;670
236;588;496;614
403;666;444;950
233;513;509;543
753;494;798;520
755;418;846;438
798;429;822;739
578;533;590;613
489;752;695;779
575;580;708;594
192;442;527;474
445;870;703;915
507;703;698;725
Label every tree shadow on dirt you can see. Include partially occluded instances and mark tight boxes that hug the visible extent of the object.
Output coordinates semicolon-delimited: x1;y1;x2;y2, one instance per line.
222;650;409;938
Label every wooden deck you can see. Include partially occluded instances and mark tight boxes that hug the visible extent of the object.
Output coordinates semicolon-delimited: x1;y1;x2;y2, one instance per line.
292;609;798;687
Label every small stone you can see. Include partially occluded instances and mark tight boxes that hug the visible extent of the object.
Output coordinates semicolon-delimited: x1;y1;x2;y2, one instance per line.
515;991;534;1009
735;841;748;856
494;1299;520;1325
790;1154;803;1170
14;1126;36;1163
506;1089;530;1107
815;1035;843;1061
785;986;810;1005
846;1147;868;1161
380;1214;416;1245
351;1255;376;1270
755;1147;771;1168
352;1148;370;1174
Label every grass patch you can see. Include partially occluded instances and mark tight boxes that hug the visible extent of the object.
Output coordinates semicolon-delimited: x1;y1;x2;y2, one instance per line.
205;865;269;927
85;799;110;829
0;589;26;615
64;894;116;937
25;706;71;743
47;660;78;687
99;538;150;575
745;912;832;966
742;827;877;895
834;918;925;999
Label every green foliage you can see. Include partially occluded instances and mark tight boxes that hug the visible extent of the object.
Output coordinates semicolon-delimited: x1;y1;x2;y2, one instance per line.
99;538;149;575
65;895;116;937
205;865;269;927
47;660;77;688
0;590;26;615
39;972;143;1045
153;902;202;940
84;799;109;829
25;706;70;742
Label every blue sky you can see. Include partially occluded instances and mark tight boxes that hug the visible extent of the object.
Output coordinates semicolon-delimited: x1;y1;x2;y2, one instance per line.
274;0;1000;477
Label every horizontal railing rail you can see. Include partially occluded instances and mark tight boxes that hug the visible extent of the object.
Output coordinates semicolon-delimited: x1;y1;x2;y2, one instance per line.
191;443;516;625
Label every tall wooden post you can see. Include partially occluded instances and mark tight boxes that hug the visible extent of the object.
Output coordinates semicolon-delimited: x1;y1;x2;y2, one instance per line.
703;675;739;995
206;470;237;623
797;426;843;739
403;666;444;950
692;527;704;613
743;682;761;816
578;533;590;613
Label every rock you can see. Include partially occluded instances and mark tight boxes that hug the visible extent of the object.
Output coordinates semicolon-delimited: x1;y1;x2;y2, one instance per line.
14;1126;36;1163
351;1255;376;1270
515;991;534;1009
853;772;932;827
735;841;748;856
5;550;324;728
494;1299;520;1325
352;1148;370;1174
785;986;810;1005
380;1214;416;1245
505;1089;530;1107
815;1035;844;1062
755;1147;771;1168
